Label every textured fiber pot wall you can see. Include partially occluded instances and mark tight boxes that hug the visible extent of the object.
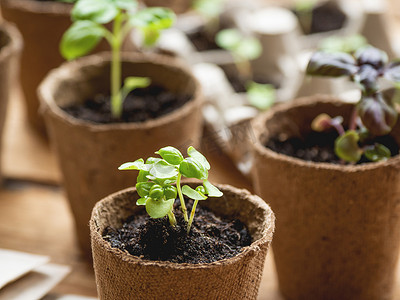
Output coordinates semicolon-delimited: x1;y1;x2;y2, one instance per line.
0;22;22;183
251;95;400;300
142;0;190;14
0;0;72;133
39;53;203;255
90;182;275;300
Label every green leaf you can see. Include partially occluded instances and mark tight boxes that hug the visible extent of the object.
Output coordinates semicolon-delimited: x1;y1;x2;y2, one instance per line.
192;0;223;19
136;197;147;205
246;82;275;111
121;76;151;99
156;146;184;165
334;130;363;163
318;34;367;54
146;157;161;164
179;158;208;180
118;158;146;170
164;186;177;200
364;143;391;162
60;20;104;60
182;185;207;200
187;146;210;170
72;0;118;24
137;170;149;182
236;37;262;61
130;7;175;30
149;160;178;179
136;182;154;197
149;184;164;200
215;29;241;51
141;28;161;47
113;0;137;11
311;113;333;132
146;198;174;218
203;180;223;197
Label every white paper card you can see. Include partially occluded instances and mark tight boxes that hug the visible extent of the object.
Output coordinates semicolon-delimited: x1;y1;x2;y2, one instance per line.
0;249;49;289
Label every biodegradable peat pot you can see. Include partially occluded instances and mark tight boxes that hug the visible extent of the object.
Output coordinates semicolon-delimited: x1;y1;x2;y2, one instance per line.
142;0;190;14
0;0;73;133
0;22;22;183
90;181;275;299
251;95;400;300
39;52;203;255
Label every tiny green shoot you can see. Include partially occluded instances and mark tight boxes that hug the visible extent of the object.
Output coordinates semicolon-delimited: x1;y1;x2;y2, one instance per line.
119;146;223;234
307;46;400;163
318;34;368;54
60;0;175;120
215;28;275;111
192;0;224;35
294;0;317;35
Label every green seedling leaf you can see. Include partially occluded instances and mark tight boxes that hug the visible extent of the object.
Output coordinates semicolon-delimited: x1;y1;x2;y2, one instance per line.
146;198;174;218
203;180;223;197
113;0;138;11
119;158;146;170
295;0;316;13
146;157;161;164
306;51;358;77
164;186;177;200
215;29;242;51
72;0;118;24
187;146;210;170
192;0;223;19
364;143;391;162
156;146;184;165
149;160;178;179
182;185;207;200
236;37;262;61
136;197;147;205
136;182;154;197
130;7;175;30
335;130;363;162
319;34;368;54
121;76;151;99
149;184;164;200
179;158;208;180
246;81;275;111
137;170;149;182
60;20;104;60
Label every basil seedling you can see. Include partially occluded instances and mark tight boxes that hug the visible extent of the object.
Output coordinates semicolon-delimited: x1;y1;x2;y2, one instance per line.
215;28;275;111
307;46;400;163
119;146;223;233
60;0;175;120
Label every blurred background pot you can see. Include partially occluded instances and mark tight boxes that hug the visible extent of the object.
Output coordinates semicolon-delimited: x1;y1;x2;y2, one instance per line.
0;21;22;184
39;52;203;255
90;182;275;299
251;95;400;300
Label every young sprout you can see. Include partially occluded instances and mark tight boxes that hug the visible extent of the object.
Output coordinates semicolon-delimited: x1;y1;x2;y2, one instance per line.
294;0;317;34
119;146;223;234
60;0;175;120
192;0;224;34
318;34;368;54
307;46;400;163
215;28;275;111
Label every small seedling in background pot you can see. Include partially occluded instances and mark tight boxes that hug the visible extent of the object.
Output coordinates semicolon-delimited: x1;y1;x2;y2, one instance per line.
119;146;223;234
192;0;224;35
215;28;275;111
318;34;368;54
294;0;317;35
307;46;400;163
60;0;175;120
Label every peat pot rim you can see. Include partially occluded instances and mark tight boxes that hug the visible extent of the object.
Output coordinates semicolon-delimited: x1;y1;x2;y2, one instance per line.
252;94;400;173
0;0;72;15
90;181;275;270
0;22;23;62
38;52;203;132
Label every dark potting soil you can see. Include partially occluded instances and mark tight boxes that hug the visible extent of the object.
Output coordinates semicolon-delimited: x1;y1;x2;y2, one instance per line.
294;2;346;35
62;85;191;124
103;200;252;264
186;27;220;52
266;130;399;164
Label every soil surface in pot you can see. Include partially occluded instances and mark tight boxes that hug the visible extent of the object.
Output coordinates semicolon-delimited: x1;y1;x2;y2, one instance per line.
62;85;191;124
103;200;252;264
266;130;399;164
187;27;220;52
293;2;346;35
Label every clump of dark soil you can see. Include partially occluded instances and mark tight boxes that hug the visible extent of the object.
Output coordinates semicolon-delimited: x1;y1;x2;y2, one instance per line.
62;85;191;124
103;201;252;264
186;27;220;52
294;2;346;35
266;130;399;164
